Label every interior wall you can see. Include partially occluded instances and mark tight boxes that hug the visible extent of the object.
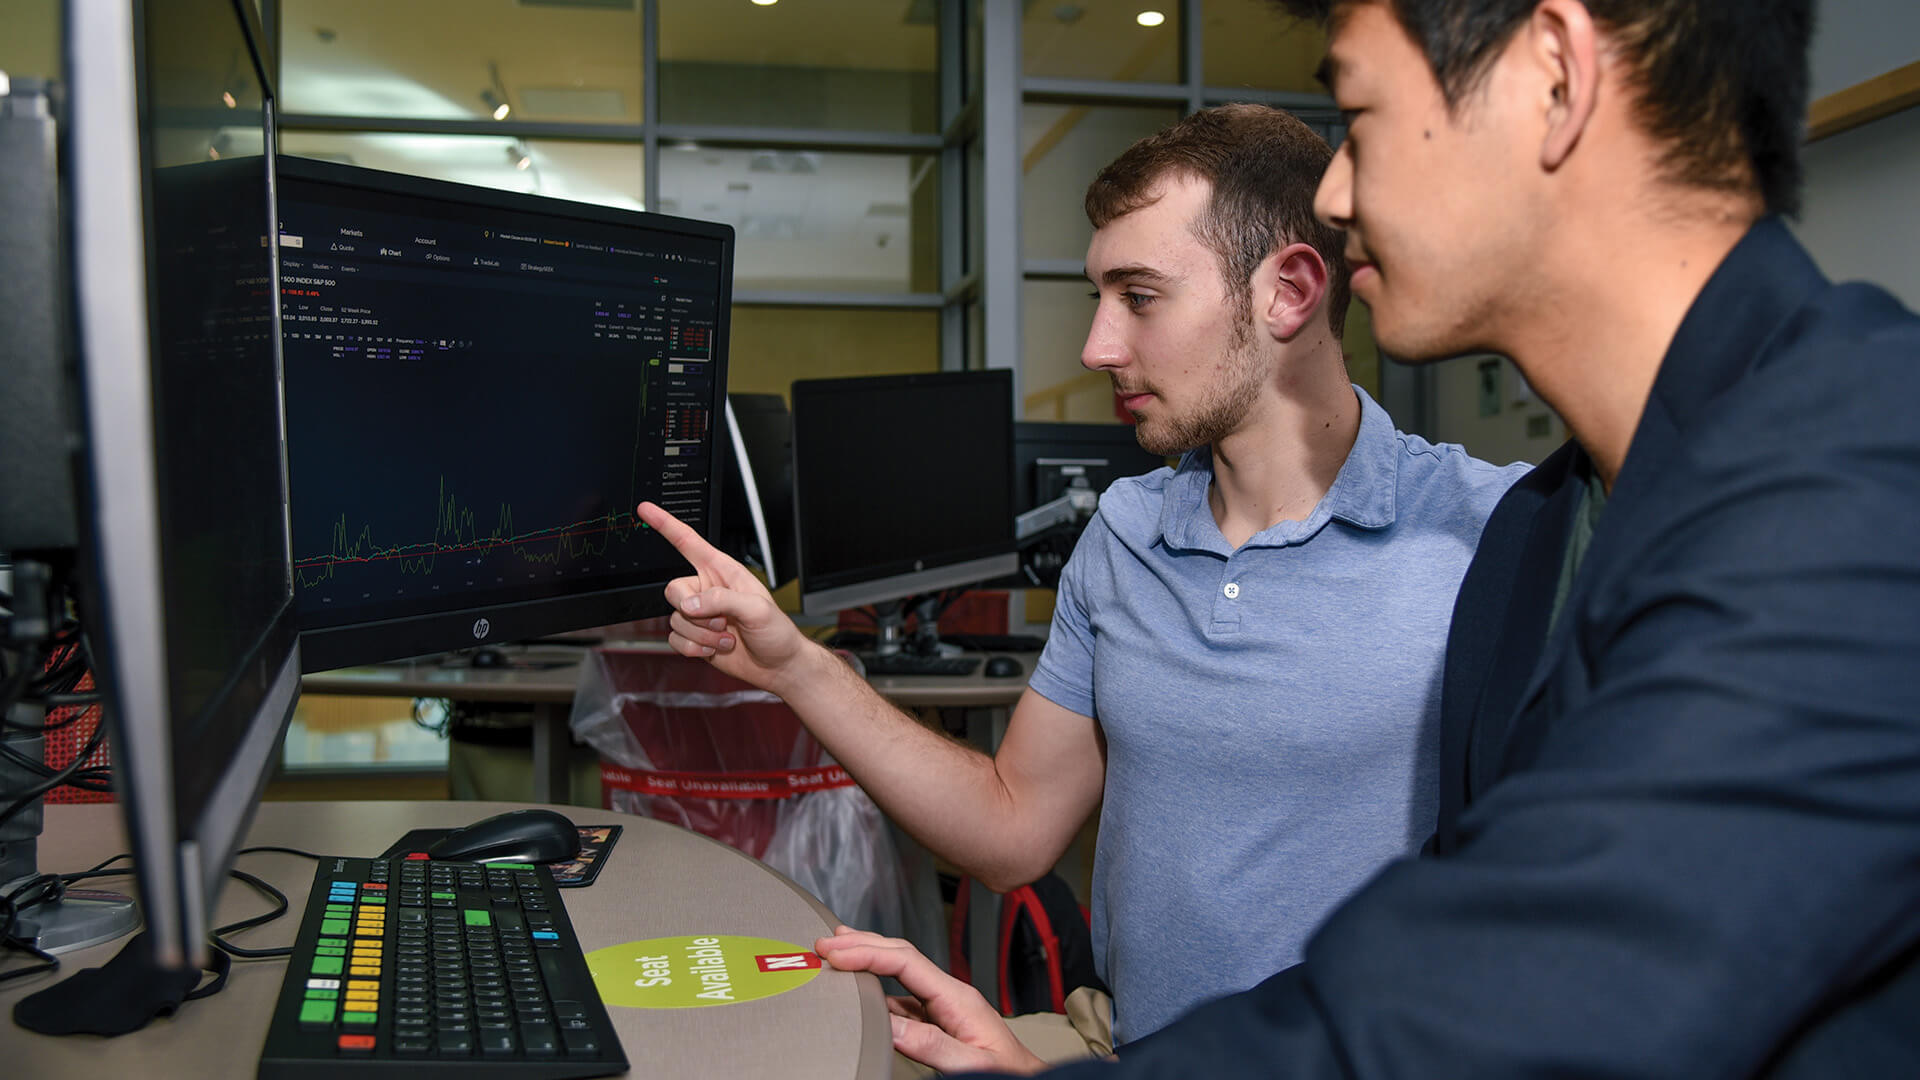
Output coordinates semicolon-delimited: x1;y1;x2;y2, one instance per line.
0;0;61;82
1429;355;1567;467
1794;105;1920;310
1808;0;1920;99
724;306;940;402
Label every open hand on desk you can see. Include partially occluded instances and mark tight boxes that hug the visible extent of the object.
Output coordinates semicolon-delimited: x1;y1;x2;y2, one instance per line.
816;926;1051;1076
638;501;829;696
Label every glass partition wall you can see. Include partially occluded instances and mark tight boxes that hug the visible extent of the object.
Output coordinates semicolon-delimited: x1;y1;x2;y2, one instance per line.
268;0;1360;415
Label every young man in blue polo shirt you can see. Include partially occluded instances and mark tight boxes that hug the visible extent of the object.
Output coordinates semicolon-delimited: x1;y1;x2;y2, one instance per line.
641;105;1524;1063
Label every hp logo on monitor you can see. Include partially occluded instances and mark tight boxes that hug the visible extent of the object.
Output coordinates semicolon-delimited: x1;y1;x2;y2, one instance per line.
472;618;492;640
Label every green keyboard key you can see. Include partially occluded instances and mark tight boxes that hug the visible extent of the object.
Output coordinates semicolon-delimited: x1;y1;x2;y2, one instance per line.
319;919;350;936
310;956;343;975
341;1011;377;1025
298;1000;336;1025
303;988;338;1001
463;909;491;927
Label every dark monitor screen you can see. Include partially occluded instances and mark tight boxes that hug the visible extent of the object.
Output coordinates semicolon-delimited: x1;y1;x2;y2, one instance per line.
275;157;734;670
791;371;1018;614
63;0;299;967
1013;421;1171;511
717;393;797;589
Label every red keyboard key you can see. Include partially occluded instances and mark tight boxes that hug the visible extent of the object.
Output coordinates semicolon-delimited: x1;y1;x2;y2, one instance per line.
338;1034;376;1053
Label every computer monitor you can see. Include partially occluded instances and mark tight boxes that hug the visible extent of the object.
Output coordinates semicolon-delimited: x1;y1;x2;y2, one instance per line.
57;0;299;970
1004;422;1171;588
717;393;798;590
791;371;1018;647
1013;422;1171;520
273;157;735;671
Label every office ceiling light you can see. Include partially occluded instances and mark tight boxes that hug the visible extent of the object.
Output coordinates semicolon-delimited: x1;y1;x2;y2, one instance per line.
507;142;533;170
1136;10;1166;26
751;0;778;6
482;61;512;120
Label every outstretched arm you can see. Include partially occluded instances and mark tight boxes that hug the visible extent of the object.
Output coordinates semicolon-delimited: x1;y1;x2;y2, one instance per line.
639;502;1106;889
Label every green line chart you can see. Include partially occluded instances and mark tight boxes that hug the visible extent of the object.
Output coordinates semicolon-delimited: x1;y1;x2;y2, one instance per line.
292;477;651;588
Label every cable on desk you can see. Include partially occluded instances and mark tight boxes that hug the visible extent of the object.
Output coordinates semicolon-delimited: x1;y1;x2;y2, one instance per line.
210;869;294;958
0;873;66;983
208;847;324;959
236;845;325;861
2;846;326;979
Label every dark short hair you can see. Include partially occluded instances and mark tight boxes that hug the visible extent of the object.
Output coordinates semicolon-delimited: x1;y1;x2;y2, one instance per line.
1085;103;1350;340
1275;0;1811;216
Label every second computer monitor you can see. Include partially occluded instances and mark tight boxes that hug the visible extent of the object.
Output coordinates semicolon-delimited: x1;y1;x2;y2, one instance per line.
275;158;734;670
791;371;1018;616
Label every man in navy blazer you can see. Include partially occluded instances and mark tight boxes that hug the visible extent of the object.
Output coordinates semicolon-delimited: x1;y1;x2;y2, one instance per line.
816;0;1920;1075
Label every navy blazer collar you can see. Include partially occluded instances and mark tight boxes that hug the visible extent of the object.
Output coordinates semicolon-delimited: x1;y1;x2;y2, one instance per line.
1512;217;1830;716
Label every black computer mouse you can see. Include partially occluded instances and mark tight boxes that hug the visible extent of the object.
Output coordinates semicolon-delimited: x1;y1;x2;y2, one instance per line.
983;655;1024;678
469;646;508;669
426;809;580;864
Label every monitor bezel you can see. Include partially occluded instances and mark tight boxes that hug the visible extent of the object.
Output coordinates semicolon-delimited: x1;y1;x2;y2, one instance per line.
66;0;300;969
273;155;737;672
791;370;1019;616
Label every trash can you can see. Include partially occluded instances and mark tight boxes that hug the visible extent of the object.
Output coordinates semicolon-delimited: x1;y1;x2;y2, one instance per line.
569;645;945;963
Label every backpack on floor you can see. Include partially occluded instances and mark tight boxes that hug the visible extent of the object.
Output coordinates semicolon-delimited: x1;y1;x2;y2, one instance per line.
948;871;1107;1015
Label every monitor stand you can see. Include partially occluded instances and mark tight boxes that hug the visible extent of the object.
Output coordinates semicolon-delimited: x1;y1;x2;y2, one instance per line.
867;595;955;657
2;723;140;956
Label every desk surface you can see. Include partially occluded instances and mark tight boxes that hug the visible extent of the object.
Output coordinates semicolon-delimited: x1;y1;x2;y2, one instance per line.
5;800;890;1078
303;642;1029;709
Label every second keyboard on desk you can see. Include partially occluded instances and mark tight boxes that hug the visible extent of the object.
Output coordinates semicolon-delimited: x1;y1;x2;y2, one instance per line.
258;855;627;1080
858;653;982;676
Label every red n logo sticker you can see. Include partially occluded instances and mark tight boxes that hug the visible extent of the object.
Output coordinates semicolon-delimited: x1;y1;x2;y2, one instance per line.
755;951;823;972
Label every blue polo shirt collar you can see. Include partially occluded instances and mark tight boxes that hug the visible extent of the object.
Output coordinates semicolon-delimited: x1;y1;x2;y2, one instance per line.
1156;385;1400;554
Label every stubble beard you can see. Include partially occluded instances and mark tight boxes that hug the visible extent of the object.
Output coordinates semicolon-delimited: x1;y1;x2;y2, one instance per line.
1128;316;1267;456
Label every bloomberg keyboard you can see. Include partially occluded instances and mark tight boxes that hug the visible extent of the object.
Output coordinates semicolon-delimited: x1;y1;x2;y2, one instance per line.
859;653;982;676
258;855;627;1080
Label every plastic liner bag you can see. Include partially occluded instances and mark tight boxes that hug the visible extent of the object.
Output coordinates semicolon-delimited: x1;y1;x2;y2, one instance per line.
570;646;945;963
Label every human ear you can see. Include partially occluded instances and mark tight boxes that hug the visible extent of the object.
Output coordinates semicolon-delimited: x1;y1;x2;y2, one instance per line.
1257;242;1329;341
1531;0;1601;171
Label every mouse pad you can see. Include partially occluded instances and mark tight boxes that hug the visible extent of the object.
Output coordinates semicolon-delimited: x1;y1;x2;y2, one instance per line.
379;824;623;888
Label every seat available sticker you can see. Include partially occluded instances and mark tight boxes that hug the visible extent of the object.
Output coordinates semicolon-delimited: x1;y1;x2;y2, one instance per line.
587;935;825;1008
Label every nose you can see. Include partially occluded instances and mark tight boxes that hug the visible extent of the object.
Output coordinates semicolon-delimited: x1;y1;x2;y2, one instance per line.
1081;300;1129;373
1314;141;1354;231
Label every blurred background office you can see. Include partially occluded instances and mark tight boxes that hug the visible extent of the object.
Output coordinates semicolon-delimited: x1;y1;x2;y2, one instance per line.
3;0;1913;778
6;0;1911;465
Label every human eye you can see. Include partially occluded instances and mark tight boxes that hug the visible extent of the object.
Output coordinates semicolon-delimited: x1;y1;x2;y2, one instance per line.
1121;289;1155;312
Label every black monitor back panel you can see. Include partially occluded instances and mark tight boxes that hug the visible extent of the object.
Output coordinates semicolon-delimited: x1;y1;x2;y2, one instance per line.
276;158;734;671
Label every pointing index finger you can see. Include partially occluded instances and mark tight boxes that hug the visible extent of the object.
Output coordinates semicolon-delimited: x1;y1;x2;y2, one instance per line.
638;501;722;566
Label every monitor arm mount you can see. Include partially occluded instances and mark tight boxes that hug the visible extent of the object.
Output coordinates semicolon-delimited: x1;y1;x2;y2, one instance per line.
866;593;954;658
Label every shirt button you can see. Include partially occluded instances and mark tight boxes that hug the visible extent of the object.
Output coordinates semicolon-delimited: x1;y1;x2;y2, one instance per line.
1223;582;1241;600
